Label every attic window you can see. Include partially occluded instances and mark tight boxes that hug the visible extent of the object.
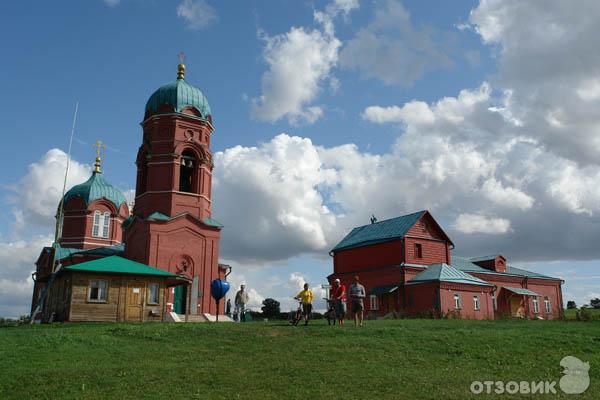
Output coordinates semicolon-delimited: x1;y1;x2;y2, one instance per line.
414;243;423;259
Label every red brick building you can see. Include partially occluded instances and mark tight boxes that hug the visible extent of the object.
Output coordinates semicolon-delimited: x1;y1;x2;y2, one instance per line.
329;210;564;320
31;63;229;322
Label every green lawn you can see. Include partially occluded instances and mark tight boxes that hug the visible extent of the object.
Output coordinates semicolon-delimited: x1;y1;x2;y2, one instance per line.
1;319;599;399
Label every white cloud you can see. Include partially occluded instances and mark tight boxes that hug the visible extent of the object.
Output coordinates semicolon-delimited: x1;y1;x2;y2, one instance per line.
339;0;453;86
213;134;338;263
251;11;341;125
326;0;360;18
362;101;435;125
480;178;534;211
453;213;511;235
468;0;600;164
8;149;91;231
0;235;52;317
176;0;218;31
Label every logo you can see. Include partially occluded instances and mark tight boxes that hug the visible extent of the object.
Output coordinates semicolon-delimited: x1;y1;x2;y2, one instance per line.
559;356;590;395
470;356;590;395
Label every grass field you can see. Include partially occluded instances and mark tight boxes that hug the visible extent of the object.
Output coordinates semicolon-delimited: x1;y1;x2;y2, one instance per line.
564;308;600;320
1;319;599;399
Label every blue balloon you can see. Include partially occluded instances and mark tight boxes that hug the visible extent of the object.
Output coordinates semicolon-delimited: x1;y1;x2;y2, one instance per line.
210;279;230;301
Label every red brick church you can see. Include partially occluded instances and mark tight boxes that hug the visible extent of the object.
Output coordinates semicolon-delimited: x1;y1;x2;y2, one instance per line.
31;62;229;322
329;211;564;320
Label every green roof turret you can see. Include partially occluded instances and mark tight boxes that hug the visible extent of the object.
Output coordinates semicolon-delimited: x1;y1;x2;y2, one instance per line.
145;61;211;120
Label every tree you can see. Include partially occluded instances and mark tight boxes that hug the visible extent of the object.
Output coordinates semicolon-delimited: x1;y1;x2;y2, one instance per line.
590;298;600;309
261;298;281;319
567;300;577;309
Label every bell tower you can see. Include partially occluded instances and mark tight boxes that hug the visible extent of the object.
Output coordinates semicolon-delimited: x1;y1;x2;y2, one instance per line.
133;61;214;220
124;59;223;316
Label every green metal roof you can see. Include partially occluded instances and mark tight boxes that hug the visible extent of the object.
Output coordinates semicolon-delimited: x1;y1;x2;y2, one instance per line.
147;211;171;221
145;79;211;119
63;255;177;277
55;243;125;261
407;263;493;287
452;256;558;280
144;212;223;228
203;217;223;228
503;287;539;297
370;284;399;295
63;172;127;209
332;211;426;252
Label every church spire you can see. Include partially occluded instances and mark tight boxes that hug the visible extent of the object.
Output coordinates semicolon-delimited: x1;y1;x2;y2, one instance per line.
93;140;106;173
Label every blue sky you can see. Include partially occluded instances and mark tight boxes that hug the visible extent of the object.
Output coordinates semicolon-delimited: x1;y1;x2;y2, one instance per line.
1;0;599;316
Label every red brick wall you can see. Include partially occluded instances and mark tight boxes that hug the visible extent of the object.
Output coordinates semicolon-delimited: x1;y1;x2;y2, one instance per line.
404;237;450;265
334;240;403;274
438;284;494;320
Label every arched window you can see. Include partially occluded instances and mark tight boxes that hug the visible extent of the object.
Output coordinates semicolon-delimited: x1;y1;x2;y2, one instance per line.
102;212;110;238
92;210;111;238
137;152;148;196
179;150;196;193
92;211;101;237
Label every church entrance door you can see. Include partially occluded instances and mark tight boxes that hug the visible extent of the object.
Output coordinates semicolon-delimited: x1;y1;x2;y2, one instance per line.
174;285;187;315
125;282;143;322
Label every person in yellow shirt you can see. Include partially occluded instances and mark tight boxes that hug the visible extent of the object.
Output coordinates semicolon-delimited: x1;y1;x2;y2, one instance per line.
294;283;313;326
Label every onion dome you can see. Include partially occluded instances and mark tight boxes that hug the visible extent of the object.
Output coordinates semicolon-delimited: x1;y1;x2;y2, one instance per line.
63;172;127;209
144;62;211;120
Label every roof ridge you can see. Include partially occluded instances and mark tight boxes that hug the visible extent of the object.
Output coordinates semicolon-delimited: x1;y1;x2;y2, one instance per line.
361;210;426;228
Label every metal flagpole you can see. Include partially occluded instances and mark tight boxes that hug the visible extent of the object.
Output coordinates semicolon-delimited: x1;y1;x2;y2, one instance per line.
30;102;79;322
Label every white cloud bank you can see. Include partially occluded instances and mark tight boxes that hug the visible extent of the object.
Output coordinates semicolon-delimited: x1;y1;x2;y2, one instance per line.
176;0;218;31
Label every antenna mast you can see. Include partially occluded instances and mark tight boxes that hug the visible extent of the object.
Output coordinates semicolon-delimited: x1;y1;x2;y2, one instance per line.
53;101;79;270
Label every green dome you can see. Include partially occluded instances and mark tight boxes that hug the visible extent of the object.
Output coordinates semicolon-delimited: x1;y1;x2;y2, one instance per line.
63;172;127;209
145;79;211;119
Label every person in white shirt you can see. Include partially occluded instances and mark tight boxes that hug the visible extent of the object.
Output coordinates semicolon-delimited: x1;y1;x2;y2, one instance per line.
234;285;249;322
348;275;366;327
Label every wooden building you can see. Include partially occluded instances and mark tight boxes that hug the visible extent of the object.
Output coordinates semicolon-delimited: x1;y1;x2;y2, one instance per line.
42;256;190;322
329;210;564;320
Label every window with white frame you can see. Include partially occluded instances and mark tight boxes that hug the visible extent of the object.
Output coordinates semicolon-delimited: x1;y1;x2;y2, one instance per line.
492;293;497;311
454;294;461;309
473;295;480;311
369;295;379;311
532;297;539;314
148;283;160;305
92;211;101;237
102;212;110;238
92;210;111;238
544;297;551;313
88;280;108;302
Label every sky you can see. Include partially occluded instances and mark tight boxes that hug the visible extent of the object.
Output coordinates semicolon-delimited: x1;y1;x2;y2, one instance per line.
1;0;600;316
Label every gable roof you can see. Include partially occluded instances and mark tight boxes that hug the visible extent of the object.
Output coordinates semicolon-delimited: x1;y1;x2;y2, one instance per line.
452;256;558;281
406;263;493;287
332;211;426;252
63;255;177;277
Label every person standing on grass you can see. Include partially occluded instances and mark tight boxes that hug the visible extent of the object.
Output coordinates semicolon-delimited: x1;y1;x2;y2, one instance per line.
226;299;232;317
294;283;314;326
331;278;347;326
348;275;366;327
235;285;249;323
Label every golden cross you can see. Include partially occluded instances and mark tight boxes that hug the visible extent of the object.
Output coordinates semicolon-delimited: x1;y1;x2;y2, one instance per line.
93;140;106;173
94;140;106;158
